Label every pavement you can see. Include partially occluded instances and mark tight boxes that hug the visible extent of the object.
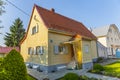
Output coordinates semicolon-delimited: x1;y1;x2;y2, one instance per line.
27;59;120;80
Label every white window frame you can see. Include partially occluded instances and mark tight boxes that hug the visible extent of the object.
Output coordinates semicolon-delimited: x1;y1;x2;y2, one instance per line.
36;46;44;55
84;45;89;53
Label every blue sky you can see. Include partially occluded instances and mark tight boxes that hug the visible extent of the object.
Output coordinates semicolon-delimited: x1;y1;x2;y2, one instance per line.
0;0;120;46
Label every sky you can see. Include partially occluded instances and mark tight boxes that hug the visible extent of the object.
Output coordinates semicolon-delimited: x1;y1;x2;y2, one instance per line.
0;0;120;46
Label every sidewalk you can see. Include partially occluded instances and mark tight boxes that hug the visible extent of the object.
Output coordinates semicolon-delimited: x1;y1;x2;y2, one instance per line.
28;68;88;80
28;59;120;80
85;72;120;80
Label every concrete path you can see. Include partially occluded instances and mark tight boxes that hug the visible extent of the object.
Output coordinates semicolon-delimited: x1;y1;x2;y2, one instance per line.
28;68;88;80
85;73;120;80
28;59;120;80
28;68;120;80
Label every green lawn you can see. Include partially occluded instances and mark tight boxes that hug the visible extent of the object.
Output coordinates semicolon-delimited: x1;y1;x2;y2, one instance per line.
103;61;120;77
104;61;120;73
27;75;36;80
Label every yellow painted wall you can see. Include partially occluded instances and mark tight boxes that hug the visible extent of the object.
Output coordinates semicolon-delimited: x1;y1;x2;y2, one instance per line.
20;8;48;66
48;32;72;66
91;41;98;59
82;40;92;63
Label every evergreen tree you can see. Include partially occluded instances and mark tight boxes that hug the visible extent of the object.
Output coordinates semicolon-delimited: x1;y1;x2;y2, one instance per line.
4;18;25;47
3;49;27;80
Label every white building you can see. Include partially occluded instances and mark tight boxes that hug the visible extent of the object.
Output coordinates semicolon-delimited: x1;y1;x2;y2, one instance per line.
92;24;120;57
97;41;108;58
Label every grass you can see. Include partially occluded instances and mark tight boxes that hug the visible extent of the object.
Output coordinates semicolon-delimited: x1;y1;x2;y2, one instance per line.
91;61;120;78
104;61;120;72
103;61;120;77
27;75;36;80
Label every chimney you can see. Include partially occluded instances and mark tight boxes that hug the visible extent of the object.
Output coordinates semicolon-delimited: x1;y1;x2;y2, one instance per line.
51;8;55;12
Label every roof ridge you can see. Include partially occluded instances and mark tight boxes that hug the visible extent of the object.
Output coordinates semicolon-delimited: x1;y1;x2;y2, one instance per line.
35;4;84;25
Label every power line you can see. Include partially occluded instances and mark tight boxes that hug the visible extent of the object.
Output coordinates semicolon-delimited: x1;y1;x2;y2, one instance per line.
5;0;30;16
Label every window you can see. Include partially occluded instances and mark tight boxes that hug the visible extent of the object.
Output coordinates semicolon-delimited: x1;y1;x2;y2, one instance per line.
32;24;39;35
32;27;36;34
36;46;44;55
54;45;59;54
28;47;33;55
84;45;89;53
54;45;68;54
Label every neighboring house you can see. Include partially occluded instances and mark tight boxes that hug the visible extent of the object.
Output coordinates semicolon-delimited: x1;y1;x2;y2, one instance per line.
92;24;120;57
97;41;108;58
20;4;97;72
0;47;19;57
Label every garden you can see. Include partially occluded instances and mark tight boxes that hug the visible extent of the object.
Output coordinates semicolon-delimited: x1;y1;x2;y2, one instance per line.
0;49;36;80
91;60;120;78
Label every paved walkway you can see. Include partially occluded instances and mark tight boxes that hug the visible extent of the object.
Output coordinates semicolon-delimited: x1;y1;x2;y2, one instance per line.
28;68;88;80
99;59;118;66
85;73;120;80
28;68;120;80
28;59;120;80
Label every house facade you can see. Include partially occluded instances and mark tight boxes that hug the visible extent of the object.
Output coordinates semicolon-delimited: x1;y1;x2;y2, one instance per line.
92;24;120;57
20;4;97;72
97;41;108;58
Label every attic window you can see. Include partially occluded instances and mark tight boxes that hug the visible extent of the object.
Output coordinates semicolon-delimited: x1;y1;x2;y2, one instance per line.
32;24;39;35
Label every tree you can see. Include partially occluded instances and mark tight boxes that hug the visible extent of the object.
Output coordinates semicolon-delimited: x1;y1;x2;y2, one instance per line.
3;49;28;80
4;18;25;47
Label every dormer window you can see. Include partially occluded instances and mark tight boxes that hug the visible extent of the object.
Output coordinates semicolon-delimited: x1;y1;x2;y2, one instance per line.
32;23;39;35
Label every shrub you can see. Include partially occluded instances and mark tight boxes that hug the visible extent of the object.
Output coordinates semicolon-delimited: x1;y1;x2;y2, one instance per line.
97;57;104;63
3;49;27;80
61;73;79;80
92;64;104;73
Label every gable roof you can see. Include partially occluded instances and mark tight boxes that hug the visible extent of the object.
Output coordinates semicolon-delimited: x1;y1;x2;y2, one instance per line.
20;4;96;44
92;24;119;37
92;25;110;37
35;5;96;39
0;47;19;54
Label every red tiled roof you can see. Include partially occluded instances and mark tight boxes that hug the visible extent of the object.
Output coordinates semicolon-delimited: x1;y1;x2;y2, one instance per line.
35;5;96;39
20;4;96;44
0;47;20;54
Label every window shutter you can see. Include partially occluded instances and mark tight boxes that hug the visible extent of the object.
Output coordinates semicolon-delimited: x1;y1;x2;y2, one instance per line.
54;45;59;54
65;46;68;54
36;23;39;32
34;47;36;54
40;46;43;54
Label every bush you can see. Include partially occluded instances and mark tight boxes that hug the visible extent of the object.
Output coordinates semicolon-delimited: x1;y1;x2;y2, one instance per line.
79;75;99;80
61;73;79;80
97;57;104;63
92;64;104;73
3;49;27;80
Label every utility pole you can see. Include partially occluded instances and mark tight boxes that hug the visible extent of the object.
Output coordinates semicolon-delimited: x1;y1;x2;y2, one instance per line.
0;26;3;34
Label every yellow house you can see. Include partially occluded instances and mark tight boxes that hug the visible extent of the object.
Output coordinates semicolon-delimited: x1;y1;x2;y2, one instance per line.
20;4;97;72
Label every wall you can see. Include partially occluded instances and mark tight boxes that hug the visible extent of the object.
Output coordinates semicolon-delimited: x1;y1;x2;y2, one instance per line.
91;40;98;60
48;32;72;66
98;37;107;47
20;8;48;66
97;41;108;58
82;40;92;63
